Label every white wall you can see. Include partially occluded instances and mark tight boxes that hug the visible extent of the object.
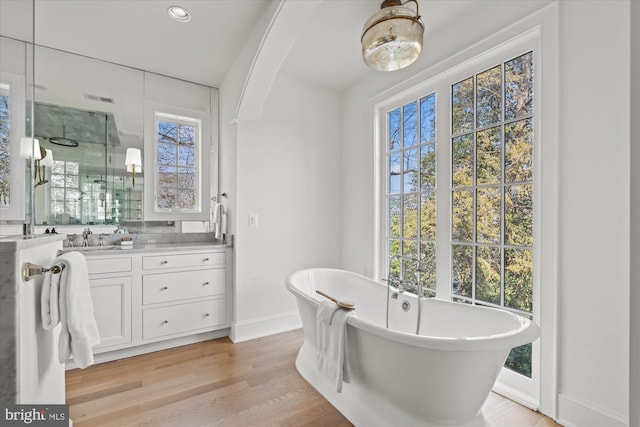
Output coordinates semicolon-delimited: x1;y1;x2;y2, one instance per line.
231;71;342;341
219;0;342;342
556;2;630;426
219;0;284;239
629;1;639;426
18;239;66;404
341;1;630;426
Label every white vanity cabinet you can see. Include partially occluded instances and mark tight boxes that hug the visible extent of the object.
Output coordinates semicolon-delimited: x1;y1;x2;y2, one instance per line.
82;246;230;363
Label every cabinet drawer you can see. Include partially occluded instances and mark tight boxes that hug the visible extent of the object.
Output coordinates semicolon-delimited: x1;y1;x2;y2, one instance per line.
142;252;225;270
143;299;225;339
86;257;132;275
143;268;225;305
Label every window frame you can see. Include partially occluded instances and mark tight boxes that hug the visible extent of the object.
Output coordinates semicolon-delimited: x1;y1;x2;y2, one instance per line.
49;160;81;224
385;92;438;296
449;52;535;315
143;102;211;221
153;112;202;214
373;23;556;411
0;72;26;221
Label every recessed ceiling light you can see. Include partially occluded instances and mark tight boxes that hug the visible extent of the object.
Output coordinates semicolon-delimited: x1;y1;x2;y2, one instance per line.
168;6;191;22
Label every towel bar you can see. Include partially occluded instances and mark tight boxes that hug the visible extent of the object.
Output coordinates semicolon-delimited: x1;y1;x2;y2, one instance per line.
22;262;64;282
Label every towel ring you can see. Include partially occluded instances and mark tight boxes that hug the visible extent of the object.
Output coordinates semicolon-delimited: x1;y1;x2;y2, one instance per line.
211;193;227;202
22;262;64;282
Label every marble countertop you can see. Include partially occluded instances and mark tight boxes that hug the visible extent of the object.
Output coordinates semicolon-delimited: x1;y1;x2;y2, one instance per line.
57;240;229;256
0;234;65;252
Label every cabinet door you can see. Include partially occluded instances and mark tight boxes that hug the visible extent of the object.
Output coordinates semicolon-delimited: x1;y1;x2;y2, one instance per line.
89;276;132;350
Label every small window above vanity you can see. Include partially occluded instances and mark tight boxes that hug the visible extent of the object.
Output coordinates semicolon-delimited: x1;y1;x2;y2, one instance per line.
143;72;218;222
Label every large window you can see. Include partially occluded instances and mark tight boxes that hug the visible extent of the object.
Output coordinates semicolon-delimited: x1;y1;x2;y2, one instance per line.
0;83;10;207
451;52;534;376
387;93;437;296
50;160;81;223
154;113;200;212
383;51;535;377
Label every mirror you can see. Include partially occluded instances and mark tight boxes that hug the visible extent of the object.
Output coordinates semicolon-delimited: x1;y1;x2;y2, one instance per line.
0;3;34;223
33;45;144;226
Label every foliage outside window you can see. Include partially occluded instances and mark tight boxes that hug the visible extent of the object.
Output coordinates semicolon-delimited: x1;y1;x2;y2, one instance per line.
387;93;437;297
451;51;534;377
0;83;10;207
155;113;200;212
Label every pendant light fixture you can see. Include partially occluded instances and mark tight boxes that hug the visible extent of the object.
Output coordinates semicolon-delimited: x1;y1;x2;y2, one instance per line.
361;0;424;72
49;120;79;147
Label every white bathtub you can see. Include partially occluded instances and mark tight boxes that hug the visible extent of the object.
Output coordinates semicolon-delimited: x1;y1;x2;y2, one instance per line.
286;268;540;427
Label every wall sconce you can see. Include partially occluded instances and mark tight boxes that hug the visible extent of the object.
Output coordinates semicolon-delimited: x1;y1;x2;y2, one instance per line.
20;137;41;159
35;148;53;187
125;148;142;187
361;0;425;71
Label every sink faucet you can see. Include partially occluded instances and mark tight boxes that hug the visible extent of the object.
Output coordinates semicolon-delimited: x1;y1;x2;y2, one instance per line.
82;228;92;247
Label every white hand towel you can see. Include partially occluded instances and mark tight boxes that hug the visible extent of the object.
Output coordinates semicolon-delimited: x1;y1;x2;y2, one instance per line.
41;270;61;330
316;300;355;393
213;202;226;240
57;251;101;368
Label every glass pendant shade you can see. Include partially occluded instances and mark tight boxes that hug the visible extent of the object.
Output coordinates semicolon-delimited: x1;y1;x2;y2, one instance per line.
361;0;424;72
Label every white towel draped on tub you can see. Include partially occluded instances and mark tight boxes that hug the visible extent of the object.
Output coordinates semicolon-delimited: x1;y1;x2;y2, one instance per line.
41;251;100;368
316;300;355;393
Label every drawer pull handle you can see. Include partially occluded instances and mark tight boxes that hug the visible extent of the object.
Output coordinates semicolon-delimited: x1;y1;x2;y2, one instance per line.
162;320;169;325
203;258;210;262
204;313;210;317
160;261;168;265
160;286;168;291
203;282;210;286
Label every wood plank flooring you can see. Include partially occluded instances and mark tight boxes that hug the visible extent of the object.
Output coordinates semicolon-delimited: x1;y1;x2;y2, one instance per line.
66;329;561;427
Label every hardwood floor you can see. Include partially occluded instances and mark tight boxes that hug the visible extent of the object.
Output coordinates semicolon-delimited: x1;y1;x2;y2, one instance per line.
66;329;561;427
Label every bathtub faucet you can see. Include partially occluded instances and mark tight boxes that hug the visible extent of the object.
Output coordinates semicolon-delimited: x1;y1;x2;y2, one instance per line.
387;254;423;335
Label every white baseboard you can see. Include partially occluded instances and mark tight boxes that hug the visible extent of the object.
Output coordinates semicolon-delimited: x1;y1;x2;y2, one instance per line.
557;393;628;427
65;329;230;369
492;381;539;411
230;311;301;343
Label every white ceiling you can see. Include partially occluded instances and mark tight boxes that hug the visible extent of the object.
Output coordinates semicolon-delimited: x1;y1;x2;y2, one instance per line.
4;0;482;91
32;0;272;88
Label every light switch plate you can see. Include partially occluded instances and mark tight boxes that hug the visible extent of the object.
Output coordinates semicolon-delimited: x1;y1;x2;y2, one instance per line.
249;214;259;228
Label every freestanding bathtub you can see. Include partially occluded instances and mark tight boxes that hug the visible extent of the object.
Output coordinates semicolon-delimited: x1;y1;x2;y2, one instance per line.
286;268;540;427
